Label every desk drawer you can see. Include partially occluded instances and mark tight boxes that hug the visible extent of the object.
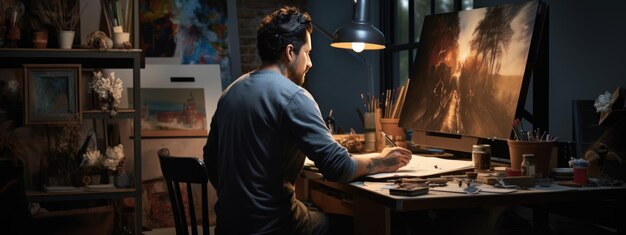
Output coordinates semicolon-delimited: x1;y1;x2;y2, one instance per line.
309;188;353;216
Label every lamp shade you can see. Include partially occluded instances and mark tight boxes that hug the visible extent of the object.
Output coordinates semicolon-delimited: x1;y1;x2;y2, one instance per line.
331;0;385;52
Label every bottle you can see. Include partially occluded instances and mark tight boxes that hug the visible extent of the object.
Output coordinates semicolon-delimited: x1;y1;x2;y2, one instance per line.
521;154;536;177
324;109;335;134
472;144;491;171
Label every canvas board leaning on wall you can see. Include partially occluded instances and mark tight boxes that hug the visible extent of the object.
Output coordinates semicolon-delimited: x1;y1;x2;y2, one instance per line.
114;64;222;137
110;64;221;181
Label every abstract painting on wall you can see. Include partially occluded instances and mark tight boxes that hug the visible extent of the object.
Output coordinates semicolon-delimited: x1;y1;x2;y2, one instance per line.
139;0;231;86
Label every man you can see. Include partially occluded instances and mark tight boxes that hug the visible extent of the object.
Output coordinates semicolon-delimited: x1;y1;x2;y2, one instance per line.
203;6;412;234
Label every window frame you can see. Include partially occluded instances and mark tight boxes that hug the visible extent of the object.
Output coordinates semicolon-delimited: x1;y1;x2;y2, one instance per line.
380;0;466;93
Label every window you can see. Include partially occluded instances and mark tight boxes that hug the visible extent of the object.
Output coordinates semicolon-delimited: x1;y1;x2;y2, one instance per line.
381;0;473;92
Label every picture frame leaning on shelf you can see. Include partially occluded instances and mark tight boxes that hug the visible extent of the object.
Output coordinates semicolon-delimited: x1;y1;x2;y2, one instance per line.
23;64;82;125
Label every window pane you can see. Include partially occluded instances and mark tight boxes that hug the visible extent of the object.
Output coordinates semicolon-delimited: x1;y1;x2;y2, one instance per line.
413;0;431;43
393;51;409;88
462;0;474;10
396;0;409;44
435;0;453;13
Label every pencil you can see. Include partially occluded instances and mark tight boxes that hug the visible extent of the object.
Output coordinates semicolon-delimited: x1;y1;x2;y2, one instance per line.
379;130;398;147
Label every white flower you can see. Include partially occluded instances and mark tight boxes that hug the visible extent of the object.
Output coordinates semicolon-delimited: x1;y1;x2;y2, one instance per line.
103;144;125;171
83;147;102;167
594;91;612;113
89;71;124;108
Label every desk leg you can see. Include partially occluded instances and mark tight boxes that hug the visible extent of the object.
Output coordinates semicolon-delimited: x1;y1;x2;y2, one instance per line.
353;195;390;235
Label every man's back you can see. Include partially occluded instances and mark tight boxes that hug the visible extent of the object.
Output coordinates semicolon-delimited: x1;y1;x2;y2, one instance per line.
206;70;354;234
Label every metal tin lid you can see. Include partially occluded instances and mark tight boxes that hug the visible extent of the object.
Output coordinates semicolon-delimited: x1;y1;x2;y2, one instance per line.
472;144;491;153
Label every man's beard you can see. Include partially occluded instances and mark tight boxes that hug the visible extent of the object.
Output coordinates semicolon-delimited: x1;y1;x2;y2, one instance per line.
288;67;306;86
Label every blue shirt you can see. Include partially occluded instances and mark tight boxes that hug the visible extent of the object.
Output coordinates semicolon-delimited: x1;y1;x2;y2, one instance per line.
204;70;356;234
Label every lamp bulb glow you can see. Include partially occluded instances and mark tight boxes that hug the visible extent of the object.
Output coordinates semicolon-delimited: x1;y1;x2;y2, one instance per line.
351;42;365;53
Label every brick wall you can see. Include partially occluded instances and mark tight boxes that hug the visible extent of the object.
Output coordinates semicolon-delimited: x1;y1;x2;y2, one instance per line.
236;0;307;74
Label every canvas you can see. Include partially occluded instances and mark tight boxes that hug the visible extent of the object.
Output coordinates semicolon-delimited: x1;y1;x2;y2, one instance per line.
138;0;231;85
129;88;207;137
400;1;541;140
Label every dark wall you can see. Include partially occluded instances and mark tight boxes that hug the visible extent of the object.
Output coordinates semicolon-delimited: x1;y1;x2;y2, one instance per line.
307;0;381;133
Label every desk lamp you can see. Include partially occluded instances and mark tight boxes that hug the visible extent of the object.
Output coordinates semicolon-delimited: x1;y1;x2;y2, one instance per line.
331;0;386;53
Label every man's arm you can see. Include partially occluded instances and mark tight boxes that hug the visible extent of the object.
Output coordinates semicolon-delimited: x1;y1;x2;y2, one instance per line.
352;147;412;178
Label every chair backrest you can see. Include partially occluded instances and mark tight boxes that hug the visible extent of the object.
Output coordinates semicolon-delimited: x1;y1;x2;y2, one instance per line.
571;100;608;157
157;148;210;235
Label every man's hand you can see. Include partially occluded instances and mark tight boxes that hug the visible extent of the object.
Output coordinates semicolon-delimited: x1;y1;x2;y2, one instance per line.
370;147;412;173
353;147;413;178
376;147;412;172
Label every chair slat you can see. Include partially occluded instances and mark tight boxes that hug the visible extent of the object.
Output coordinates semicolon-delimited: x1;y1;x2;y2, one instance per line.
157;148;211;235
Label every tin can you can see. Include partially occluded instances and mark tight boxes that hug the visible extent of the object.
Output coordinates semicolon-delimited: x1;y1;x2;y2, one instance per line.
472;144;491;171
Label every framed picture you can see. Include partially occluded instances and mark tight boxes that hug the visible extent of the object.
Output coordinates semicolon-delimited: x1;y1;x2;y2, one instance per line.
23;64;82;125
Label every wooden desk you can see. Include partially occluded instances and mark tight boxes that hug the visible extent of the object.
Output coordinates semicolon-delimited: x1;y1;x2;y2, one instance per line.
297;171;626;235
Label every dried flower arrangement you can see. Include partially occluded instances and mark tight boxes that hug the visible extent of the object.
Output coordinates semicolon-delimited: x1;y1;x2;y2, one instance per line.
89;70;124;117
55;124;82;160
34;0;82;31
46;124;83;184
82;144;125;175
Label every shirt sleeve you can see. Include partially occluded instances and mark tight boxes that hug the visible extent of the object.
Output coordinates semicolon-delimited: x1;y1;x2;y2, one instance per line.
283;89;356;183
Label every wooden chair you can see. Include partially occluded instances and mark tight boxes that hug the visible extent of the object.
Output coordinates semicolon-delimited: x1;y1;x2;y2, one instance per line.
157;148;210;235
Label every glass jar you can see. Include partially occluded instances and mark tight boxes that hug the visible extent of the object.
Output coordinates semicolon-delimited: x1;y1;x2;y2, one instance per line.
521;154;536;177
472;144;491;171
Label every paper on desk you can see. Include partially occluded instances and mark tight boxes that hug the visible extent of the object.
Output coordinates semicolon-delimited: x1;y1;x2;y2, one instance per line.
366;154;474;179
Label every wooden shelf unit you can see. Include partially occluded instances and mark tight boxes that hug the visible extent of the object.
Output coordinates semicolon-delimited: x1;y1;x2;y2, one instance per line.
0;48;143;235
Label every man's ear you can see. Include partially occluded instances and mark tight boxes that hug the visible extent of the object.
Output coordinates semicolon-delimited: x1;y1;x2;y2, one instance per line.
284;44;295;62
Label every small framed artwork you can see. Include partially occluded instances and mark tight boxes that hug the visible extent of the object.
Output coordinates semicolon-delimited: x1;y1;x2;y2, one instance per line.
23;64;82;125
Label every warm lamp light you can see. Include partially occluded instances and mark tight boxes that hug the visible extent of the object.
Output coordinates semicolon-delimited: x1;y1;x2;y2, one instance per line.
351;42;365;52
331;0;385;53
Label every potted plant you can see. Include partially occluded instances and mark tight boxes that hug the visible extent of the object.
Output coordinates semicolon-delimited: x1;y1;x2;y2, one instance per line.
34;0;81;49
29;19;49;49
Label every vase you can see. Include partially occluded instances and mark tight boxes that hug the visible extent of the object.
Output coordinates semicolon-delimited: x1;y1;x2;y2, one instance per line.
32;30;48;48
113;32;130;49
115;169;130;188
507;140;555;178
57;30;75;49
91;174;101;184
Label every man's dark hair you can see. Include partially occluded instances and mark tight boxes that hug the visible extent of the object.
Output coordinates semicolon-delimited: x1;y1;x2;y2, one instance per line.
257;6;312;63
